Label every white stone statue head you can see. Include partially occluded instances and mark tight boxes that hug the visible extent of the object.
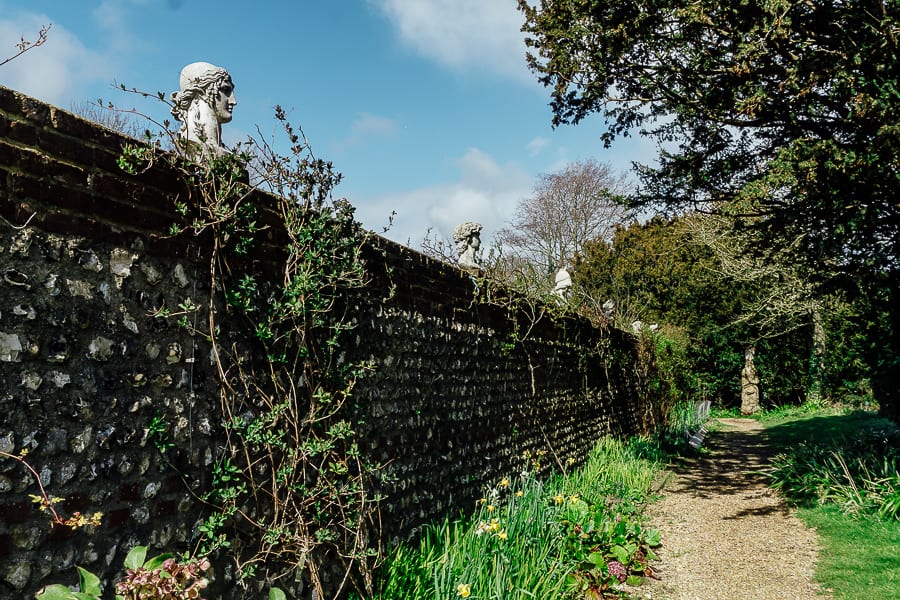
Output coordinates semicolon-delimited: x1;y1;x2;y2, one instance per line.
552;267;573;298
453;221;483;269
171;61;237;155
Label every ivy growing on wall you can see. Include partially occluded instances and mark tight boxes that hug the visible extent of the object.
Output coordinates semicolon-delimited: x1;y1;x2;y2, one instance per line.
120;107;385;598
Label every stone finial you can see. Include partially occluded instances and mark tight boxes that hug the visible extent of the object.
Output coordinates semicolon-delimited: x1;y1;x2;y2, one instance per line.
453;222;483;270
171;62;237;156
552;267;572;299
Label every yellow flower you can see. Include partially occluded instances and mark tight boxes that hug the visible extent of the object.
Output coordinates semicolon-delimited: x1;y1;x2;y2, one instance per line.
457;583;472;598
478;498;487;504
497;530;508;540
490;519;500;532
553;494;564;505
486;504;495;512
516;490;524;497
499;477;510;488
569;494;580;503
18;448;29;457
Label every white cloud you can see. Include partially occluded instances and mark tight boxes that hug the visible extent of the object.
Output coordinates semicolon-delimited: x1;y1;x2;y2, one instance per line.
334;112;399;152
526;136;550;157
0;14;114;106
355;147;532;249
93;0;154;54
372;0;531;82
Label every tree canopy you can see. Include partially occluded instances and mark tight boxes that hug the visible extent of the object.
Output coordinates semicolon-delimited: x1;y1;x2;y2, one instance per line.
520;0;900;418
519;0;899;280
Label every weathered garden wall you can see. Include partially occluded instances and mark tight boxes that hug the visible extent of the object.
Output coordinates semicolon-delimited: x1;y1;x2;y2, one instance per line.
0;86;653;597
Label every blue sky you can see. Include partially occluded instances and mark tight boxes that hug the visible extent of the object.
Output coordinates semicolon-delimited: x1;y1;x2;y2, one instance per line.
0;0;653;248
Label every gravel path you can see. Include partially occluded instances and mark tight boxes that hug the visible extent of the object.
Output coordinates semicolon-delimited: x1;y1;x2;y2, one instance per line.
637;418;830;600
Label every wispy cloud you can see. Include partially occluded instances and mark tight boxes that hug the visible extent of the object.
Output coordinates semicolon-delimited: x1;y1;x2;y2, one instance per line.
526;136;550;157
93;0;153;54
355;147;531;248
0;12;114;106
334;112;399;152
372;0;531;83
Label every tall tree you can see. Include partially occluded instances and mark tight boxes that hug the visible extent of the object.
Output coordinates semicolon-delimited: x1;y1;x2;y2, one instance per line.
497;158;628;281
519;0;900;418
576;216;817;406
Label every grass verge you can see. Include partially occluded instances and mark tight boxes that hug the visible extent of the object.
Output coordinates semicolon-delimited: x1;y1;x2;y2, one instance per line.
798;505;900;600
759;407;900;600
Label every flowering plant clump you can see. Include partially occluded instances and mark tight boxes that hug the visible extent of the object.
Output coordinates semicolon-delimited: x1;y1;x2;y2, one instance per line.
36;546;211;600
558;494;661;598
115;554;210;600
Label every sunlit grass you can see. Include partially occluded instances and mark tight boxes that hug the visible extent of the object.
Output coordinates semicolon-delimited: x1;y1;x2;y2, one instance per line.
798;505;900;600
760;407;900;599
362;437;665;599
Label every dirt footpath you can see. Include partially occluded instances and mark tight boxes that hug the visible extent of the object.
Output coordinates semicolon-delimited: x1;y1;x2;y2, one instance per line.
639;418;830;600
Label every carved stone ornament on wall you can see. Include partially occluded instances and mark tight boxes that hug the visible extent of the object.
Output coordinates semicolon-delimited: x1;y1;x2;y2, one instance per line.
553;267;573;299
170;61;237;157
453;221;483;270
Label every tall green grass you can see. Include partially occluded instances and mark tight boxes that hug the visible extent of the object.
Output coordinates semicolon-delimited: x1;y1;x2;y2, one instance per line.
360;437;664;599
765;412;900;520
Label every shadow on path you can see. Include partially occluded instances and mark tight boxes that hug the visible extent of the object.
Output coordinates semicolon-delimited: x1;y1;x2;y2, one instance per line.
638;418;829;600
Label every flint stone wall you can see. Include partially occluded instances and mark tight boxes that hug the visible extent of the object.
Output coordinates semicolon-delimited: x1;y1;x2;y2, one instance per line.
0;86;653;597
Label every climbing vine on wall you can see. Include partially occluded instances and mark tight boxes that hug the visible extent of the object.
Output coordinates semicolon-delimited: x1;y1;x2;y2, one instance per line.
120;107;384;598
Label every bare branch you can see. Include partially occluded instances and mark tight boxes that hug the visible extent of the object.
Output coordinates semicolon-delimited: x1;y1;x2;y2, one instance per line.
0;23;51;68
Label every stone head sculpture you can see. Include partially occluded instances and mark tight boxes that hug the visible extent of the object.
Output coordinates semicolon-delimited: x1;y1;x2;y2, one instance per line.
171;61;236;156
453;221;483;269
553;266;573;299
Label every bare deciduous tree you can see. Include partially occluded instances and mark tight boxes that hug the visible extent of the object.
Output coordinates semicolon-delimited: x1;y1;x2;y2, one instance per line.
497;158;629;281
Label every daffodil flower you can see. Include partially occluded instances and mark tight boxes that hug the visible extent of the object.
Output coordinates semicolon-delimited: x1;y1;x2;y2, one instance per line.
457;583;472;598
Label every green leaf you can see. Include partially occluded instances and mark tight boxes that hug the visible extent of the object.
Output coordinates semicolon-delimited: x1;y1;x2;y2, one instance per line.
143;553;175;571
587;552;606;568
35;584;77;600
644;528;662;546
269;588;287;600
625;575;643;587
71;593;100;600
123;546;147;570
610;544;630;564
76;567;101;596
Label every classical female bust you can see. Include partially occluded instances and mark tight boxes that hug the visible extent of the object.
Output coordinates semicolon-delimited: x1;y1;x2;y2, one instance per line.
170;62;237;156
453;221;483;270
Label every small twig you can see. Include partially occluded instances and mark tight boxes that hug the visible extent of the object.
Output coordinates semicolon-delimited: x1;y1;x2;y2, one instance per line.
0;24;51;68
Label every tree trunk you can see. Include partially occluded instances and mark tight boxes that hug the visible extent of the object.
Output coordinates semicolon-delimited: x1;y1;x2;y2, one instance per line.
809;310;826;402
874;270;900;423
